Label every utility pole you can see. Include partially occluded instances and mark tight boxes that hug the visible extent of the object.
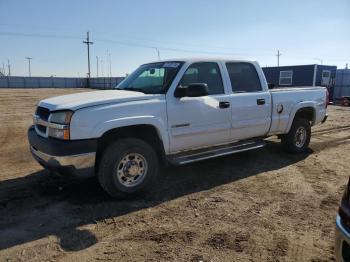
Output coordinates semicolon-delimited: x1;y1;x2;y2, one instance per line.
314;58;323;65
106;50;112;88
96;56;99;77
276;50;281;67
25;57;32;76
153;47;161;60
108;52;112;78
7;59;11;76
83;31;94;78
106;50;112;78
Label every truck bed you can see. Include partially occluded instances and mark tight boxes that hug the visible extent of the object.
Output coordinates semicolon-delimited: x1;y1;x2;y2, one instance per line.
268;86;327;135
270;86;325;92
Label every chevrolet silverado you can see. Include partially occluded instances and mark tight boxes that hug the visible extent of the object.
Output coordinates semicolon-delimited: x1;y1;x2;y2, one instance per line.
28;59;328;197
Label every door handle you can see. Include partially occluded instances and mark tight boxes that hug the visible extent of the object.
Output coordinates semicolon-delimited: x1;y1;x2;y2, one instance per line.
257;99;265;105
219;101;230;109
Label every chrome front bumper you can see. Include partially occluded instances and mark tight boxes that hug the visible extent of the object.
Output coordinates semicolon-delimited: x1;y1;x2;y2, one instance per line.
30;146;96;177
335;215;350;262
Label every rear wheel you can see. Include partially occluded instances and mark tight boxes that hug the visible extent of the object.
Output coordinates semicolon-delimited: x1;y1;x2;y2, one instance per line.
281;118;311;153
97;138;159;198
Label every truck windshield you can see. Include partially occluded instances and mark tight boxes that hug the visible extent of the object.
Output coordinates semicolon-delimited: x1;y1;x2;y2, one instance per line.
116;62;183;94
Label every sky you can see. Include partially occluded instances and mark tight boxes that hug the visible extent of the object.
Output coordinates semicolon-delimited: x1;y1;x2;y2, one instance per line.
0;0;349;77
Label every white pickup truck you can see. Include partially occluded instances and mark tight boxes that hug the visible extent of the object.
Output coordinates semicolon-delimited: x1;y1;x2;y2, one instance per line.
28;58;328;197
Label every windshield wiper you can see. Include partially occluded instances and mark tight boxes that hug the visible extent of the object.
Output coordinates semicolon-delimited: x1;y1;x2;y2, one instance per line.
116;87;146;94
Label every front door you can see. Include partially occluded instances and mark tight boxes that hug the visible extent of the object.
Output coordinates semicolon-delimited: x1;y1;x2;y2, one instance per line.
167;62;231;153
225;62;271;140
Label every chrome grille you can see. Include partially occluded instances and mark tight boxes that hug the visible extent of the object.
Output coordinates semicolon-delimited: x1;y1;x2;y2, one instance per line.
35;106;50;121
36;125;46;134
35;106;50;136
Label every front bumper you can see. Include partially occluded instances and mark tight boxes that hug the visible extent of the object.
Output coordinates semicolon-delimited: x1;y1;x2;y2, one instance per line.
335;215;350;262
28;126;97;177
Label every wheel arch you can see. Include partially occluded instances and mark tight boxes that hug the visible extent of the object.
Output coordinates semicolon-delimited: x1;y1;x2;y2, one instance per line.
95;124;167;171
286;103;316;133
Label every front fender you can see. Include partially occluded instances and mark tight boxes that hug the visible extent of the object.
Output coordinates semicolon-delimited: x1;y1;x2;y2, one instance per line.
69;98;169;152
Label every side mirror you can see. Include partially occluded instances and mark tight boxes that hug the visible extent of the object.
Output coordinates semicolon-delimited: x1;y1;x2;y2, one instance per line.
174;83;209;98
268;83;275;89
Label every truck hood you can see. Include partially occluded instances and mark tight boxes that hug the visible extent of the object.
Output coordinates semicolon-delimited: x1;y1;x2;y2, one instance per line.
38;90;159;111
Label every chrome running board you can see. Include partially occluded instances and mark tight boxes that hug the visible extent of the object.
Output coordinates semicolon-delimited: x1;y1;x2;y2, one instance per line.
168;140;266;165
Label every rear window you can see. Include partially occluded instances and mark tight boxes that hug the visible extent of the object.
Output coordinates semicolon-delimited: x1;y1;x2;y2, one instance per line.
226;62;262;92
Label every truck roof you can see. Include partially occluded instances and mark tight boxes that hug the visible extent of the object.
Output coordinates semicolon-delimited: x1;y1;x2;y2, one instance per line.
146;57;257;64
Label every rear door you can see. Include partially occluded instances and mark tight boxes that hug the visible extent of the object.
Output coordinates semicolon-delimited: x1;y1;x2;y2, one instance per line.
224;62;271;140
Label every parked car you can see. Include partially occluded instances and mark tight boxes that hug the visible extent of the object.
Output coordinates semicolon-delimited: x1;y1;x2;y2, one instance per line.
335;178;350;262
28;58;328;198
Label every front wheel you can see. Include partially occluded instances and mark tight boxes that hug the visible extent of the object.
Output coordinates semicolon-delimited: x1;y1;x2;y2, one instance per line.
281;118;311;153
97;138;159;198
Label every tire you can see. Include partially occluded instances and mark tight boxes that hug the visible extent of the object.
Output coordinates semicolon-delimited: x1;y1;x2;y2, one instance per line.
97;138;159;198
281;118;311;153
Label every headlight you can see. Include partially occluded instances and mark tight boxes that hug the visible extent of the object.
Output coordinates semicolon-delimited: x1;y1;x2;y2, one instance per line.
48;111;73;140
49;111;73;124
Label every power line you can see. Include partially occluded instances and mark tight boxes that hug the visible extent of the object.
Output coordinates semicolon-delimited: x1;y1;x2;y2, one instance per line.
94;36;257;57
0;24;311;56
87;32;350;60
2;30;349;61
1;31;349;65
0;31;83;40
90;29;277;56
0;31;248;56
0;30;278;60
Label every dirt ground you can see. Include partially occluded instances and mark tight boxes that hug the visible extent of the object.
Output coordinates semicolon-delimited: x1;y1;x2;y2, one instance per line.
0;88;349;262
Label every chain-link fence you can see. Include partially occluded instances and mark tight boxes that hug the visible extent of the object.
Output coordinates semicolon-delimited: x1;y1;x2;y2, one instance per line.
88;77;124;89
0;76;124;89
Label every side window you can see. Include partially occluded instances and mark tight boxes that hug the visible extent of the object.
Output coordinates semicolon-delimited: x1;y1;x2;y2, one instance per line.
226;62;262;92
179;62;224;95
